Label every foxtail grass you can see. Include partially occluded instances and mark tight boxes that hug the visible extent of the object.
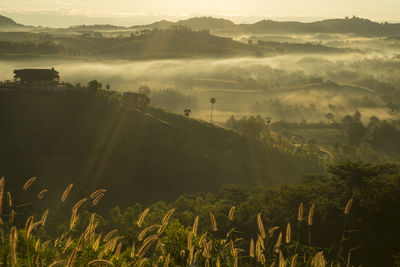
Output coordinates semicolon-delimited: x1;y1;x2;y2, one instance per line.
209;212;218;231
229;206;236;221
23;177;37;191
257;213;266;239
137;208;149;228
61;184;74;202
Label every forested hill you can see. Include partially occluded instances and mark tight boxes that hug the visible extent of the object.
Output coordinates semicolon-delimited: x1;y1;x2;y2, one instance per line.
0;26;264;59
238;17;400;36
0;89;321;209
0;15;17;26
142;17;235;30
88;27;261;58
135;16;400;36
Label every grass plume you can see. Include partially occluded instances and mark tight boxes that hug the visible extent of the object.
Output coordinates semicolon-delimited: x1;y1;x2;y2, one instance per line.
137;208;149;228
209;212;218;231
23;177;38;191
257;213;266;239
61;184;74;202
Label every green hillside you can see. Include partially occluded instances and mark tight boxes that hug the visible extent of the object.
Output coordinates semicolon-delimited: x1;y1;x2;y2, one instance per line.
0;26;264;59
93;27;260;59
0;15;17;26
0;88;322;208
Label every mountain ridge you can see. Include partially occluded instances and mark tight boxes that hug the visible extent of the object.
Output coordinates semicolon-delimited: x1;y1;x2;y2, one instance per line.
2;14;399;36
0;15;17;26
133;16;400;36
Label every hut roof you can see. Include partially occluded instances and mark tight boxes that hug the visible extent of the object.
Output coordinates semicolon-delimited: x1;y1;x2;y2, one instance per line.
14;68;59;79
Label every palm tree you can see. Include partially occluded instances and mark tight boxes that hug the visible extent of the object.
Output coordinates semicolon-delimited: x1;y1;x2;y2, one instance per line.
264;117;272;142
184;109;191;118
210;98;216;124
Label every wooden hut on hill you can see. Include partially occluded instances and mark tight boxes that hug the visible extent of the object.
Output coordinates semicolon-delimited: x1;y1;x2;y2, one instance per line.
13;68;60;85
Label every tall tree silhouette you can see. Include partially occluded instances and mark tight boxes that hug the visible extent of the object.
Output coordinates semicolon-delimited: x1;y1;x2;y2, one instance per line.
184;109;191;118
210;97;216;124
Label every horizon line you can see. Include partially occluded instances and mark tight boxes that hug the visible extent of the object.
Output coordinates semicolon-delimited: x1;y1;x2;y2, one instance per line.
2;12;400;28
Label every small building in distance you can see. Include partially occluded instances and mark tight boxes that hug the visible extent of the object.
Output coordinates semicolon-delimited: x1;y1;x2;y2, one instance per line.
14;68;60;86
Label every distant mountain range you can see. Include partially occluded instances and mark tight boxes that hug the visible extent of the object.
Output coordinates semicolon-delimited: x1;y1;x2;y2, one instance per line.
2;14;400;37
133;16;400;36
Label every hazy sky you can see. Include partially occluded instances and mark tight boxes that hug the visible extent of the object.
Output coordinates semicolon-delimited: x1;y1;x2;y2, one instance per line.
1;0;399;27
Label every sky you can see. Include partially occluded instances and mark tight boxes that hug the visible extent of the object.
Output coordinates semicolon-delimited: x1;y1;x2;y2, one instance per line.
1;0;399;27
